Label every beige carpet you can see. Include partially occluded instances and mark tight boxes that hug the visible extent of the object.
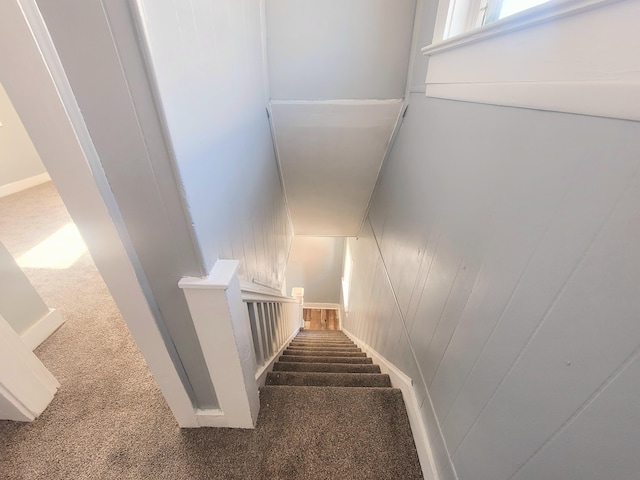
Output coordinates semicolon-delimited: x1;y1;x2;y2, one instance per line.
0;182;422;479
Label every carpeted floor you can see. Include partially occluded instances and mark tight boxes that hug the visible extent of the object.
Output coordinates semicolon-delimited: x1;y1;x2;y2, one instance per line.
0;182;422;479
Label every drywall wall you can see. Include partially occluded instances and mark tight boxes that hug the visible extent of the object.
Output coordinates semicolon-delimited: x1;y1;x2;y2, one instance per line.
266;0;416;100
345;92;640;480
136;0;293;288
285;236;344;303
0;82;46;189
0;241;49;335
35;0;218;408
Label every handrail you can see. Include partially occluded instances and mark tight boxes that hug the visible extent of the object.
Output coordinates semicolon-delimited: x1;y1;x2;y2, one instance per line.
239;280;298;303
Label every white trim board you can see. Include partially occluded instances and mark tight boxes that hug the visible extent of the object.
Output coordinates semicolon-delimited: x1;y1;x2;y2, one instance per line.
423;0;621;55
194;408;227;428
425;81;640;122
0;313;59;421
302;303;341;310
20;308;65;351
422;0;640;123
0;172;50;199
342;328;440;480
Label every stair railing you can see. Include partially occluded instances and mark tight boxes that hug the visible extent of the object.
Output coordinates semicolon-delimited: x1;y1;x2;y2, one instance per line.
179;259;300;429
241;283;301;385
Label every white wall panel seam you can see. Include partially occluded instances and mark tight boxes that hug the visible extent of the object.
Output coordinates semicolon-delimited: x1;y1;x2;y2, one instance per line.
451;164;640;460
437;157;585;425
422;256;465;378
508;343;640;479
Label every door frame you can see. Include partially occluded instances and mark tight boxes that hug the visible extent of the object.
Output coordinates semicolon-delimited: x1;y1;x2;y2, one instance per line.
0;0;198;426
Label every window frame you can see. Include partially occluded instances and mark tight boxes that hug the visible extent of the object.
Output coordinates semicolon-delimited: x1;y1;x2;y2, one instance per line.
421;0;639;123
429;0;620;50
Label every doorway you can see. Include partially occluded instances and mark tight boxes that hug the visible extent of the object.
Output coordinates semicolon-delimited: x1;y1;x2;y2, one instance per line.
303;308;340;330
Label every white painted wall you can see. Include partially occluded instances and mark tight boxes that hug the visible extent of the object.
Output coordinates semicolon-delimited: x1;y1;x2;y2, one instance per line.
35;0;218;408
285;236;345;304
1;0;199;426
0;82;46;189
345;93;640;480
266;0;416;101
0;241;49;335
136;0;293;289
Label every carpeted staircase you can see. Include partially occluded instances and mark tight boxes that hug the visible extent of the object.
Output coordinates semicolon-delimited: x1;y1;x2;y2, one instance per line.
259;329;424;479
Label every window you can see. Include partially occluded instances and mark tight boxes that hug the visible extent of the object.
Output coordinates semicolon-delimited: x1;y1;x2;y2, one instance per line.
497;0;552;18
422;0;637;123
342;243;353;313
439;0;553;40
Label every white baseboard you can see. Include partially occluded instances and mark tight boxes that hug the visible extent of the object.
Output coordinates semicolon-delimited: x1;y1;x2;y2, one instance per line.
255;327;300;387
302;302;340;310
194;408;227;427
343;328;440;480
21;308;65;351
0;172;50;199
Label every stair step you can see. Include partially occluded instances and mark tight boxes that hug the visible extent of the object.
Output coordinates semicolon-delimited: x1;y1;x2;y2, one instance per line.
286;346;361;352
273;361;381;374
257;386;422;479
293;338;350;342
295;334;348;339
279;355;373;364
292;339;352;344
266;371;392;388
283;350;366;357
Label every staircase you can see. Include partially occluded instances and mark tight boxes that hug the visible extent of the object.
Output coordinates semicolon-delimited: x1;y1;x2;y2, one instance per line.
259;329;423;479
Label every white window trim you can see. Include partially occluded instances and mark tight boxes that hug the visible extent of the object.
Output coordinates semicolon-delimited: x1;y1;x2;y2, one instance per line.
424;0;621;55
420;0;640;122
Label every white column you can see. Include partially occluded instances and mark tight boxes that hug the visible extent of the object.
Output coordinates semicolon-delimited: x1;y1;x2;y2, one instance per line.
179;260;259;428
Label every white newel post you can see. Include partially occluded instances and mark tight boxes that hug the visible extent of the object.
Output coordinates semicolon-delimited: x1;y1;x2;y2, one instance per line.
179;260;259;429
291;287;304;330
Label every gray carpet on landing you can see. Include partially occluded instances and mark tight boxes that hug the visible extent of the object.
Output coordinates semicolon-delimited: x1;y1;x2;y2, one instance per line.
0;183;422;479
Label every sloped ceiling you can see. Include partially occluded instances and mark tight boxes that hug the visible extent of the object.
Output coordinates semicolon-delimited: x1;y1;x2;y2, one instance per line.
266;0;416;236
271;100;403;235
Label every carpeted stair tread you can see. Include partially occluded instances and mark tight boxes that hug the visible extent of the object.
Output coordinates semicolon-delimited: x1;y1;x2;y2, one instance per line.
292;340;354;344
258;386;423;479
283;349;367;357
291;339;354;344
286;346;361;352
287;345;362;352
287;343;359;348
289;344;356;349
266;371;392;387
280;355;373;364
293;338;351;342
273;361;382;374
